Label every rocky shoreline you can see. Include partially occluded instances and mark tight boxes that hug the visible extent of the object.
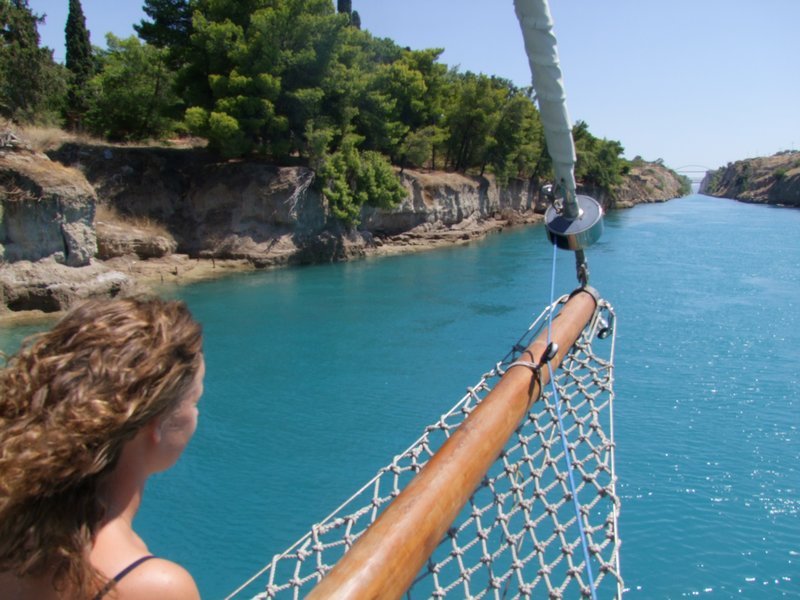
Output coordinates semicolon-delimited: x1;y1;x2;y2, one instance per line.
0;218;542;325
1;139;684;324
102;210;544;287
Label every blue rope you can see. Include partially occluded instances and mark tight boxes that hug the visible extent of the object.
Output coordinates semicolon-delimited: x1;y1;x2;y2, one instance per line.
545;243;598;600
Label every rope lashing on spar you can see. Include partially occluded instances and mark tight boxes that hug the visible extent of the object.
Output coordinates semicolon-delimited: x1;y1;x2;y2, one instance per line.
506;335;558;408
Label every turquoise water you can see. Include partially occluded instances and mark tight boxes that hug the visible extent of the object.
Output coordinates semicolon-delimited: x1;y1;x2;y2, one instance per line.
1;195;798;598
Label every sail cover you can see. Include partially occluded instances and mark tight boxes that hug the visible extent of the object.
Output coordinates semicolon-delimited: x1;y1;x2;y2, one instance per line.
513;0;577;203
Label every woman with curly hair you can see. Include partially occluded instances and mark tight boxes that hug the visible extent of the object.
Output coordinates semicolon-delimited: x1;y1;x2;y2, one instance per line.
0;297;205;599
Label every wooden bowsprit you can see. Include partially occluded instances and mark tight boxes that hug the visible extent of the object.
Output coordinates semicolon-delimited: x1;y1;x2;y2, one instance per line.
226;289;622;599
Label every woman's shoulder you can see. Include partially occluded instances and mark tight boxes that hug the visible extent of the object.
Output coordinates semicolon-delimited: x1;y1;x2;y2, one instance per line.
111;557;200;600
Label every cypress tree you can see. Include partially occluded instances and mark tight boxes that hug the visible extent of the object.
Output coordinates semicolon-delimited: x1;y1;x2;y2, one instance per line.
336;1;360;28
336;0;352;16
65;0;93;129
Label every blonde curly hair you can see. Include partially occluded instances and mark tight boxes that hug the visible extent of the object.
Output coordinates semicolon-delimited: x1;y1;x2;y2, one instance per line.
0;297;203;597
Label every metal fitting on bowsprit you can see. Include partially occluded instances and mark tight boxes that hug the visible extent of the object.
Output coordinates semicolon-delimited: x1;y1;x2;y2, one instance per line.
544;195;604;251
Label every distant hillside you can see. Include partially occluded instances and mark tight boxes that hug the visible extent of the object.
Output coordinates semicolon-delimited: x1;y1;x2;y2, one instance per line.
700;151;800;207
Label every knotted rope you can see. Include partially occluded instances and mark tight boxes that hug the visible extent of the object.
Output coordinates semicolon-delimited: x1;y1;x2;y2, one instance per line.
226;293;622;599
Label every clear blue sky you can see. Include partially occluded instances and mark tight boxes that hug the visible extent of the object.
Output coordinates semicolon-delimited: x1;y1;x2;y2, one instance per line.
28;0;799;171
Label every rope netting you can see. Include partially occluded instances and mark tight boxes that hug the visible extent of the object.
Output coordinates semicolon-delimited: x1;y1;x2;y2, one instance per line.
227;294;622;600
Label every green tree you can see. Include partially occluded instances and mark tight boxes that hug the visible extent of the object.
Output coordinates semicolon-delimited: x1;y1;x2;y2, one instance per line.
398;125;446;171
134;0;194;67
0;0;65;123
317;25;400;134
485;88;543;184
65;0;93;129
572;120;626;192
350;10;360;29
443;73;507;172
394;48;448;168
184;0;344;158
353;47;450;169
85;34;179;140
291;27;406;217
352;63;408;159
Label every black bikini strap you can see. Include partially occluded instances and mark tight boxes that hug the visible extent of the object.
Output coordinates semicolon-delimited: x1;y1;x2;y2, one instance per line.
93;555;156;600
112;555;156;583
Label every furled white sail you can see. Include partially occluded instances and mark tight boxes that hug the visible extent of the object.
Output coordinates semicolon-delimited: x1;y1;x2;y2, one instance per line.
513;0;577;215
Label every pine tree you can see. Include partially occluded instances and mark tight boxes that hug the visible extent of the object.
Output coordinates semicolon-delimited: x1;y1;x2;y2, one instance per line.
351;10;361;29
134;0;193;67
65;0;93;128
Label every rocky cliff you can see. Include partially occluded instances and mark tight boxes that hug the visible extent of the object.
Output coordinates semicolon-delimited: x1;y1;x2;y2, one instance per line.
611;162;689;208
1;148;96;266
699;151;800;206
0;145;134;313
1;139;686;316
48;144;544;267
582;161;689;209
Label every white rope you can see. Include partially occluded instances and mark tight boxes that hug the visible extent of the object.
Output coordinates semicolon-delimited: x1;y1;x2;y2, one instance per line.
226;295;623;600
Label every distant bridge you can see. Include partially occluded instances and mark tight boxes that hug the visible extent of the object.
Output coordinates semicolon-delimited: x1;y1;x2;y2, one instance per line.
673;164;715;183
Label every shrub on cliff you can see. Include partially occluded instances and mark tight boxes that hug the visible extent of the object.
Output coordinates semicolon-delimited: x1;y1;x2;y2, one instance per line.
320;134;405;228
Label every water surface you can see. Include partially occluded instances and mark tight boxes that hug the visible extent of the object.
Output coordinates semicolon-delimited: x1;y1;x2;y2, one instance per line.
1;195;798;598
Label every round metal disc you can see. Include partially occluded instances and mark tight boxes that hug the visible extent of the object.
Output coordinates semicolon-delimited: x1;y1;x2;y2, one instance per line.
544;195;604;251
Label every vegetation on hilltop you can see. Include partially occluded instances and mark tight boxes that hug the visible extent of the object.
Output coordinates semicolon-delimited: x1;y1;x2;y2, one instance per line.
1;0;636;225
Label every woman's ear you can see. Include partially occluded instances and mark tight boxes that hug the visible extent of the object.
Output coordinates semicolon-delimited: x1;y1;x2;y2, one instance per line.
146;416;163;445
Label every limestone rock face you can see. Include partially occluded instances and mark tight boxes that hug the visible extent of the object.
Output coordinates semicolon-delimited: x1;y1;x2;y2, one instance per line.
49;145;546;267
700;151;800;206
43;144;686;276
0;257;133;312
96;220;178;259
361;170;540;234
183;162;325;262
50;145;328;266
582;162;687;210
1;150;97;266
0;145;137;314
